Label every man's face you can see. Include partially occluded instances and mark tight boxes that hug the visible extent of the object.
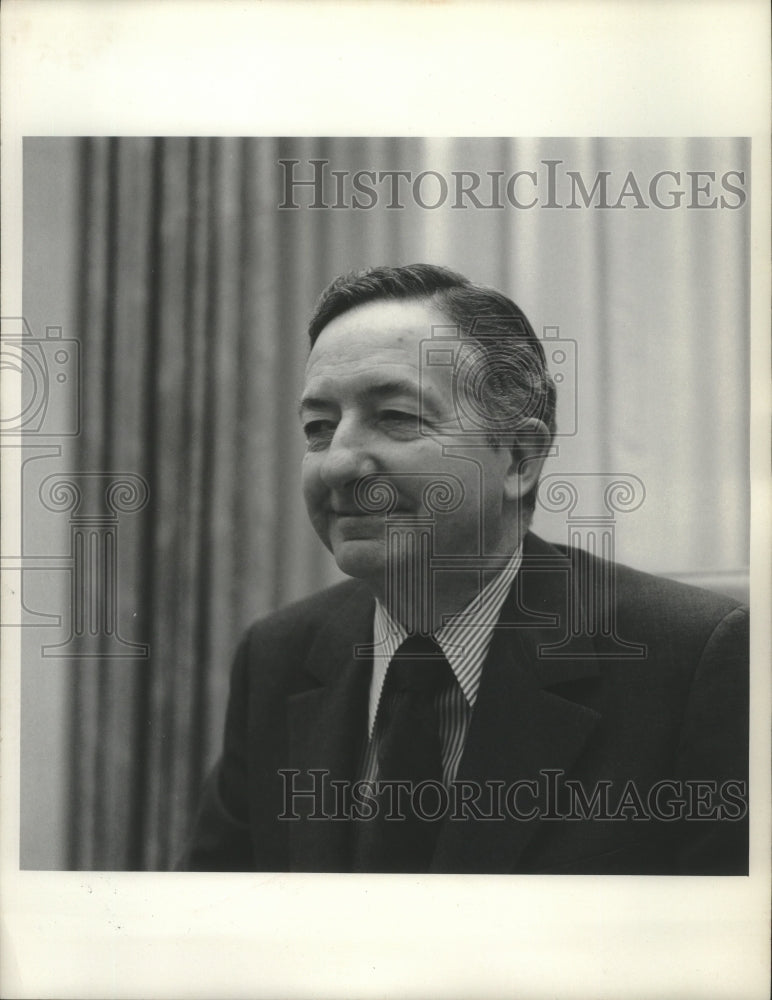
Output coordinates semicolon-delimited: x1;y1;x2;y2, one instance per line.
300;298;520;590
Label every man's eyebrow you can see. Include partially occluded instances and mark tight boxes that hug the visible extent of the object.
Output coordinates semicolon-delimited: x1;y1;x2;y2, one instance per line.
297;395;329;417
298;378;433;417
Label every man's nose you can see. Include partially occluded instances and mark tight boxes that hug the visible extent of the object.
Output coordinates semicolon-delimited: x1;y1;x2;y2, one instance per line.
319;418;376;489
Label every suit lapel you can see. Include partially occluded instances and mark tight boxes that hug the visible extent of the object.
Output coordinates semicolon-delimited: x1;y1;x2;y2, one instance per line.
286;586;373;872
432;534;602;873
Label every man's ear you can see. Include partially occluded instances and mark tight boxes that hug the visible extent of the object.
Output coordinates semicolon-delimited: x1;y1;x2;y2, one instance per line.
502;418;552;502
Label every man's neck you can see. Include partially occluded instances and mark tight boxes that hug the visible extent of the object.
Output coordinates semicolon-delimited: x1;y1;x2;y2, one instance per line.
371;532;525;634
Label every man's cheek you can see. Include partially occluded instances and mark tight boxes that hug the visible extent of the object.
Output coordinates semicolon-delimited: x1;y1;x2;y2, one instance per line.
301;459;322;498
301;476;326;529
305;505;332;550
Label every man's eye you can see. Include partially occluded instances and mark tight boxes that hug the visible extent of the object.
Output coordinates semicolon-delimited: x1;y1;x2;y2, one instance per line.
303;420;336;448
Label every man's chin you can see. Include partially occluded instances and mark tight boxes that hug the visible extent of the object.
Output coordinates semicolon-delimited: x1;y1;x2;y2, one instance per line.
331;538;388;585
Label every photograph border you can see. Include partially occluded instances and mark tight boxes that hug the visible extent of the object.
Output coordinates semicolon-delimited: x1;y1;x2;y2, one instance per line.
2;3;769;998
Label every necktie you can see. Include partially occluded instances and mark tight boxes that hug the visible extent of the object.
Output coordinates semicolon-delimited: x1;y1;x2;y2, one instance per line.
353;634;456;873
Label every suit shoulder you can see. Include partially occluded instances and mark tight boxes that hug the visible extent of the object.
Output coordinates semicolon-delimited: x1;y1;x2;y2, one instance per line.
527;532;746;634
607;556;743;620
241;579;372;645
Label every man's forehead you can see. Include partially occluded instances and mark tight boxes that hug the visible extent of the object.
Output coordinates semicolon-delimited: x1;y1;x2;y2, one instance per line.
301;373;421;404
301;355;452;415
302;298;459;407
312;297;454;347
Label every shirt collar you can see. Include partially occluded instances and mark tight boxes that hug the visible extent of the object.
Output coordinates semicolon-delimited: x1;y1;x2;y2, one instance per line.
368;544;523;735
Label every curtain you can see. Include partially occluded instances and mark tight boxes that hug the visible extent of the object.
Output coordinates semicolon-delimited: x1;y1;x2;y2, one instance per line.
20;137;749;869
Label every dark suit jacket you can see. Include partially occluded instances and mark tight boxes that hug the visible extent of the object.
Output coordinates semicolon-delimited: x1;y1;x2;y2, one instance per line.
181;533;749;874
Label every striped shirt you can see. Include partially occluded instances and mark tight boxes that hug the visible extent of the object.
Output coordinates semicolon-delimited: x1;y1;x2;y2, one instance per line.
359;545;523;786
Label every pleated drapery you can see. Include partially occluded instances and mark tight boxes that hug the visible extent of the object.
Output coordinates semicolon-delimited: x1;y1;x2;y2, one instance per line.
65;138;351;869
20;137;750;869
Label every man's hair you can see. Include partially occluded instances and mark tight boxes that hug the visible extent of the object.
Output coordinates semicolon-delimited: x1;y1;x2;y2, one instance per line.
307;263;556;514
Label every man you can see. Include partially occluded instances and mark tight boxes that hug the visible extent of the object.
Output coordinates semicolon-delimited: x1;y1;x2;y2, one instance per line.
181;264;748;874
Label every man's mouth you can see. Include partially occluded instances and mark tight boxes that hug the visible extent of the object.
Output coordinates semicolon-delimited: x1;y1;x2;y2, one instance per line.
331;509;385;518
330;506;411;517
